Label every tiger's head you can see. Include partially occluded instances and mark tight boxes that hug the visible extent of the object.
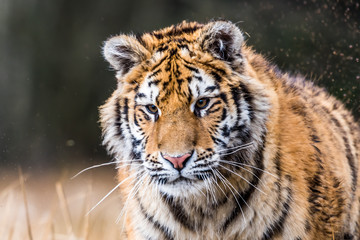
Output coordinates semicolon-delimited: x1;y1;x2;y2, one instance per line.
100;21;270;198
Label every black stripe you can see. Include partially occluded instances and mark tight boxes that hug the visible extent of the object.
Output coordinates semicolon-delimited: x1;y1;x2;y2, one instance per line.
195;85;200;96
207;107;221;114
135;92;146;99
273;149;282;211
123;98;130;132
162;196;197;231
148;79;161;87
167;48;178;58
307;166;323;215
162;80;170;90
221;108;227;121
156;44;169;52
151;32;164;39
219;92;228;104
176;78;184;86
135;33;146;47
205;85;218;93
139;109;150;121
232;124;251;143
152;25;201;40
220;124;230;137
221;135;266;232
211;136;227;146
148;69;162;78
151;55;167;71
230;85;242;126
311;134;321;143
194;75;203;81
330;116;357;192
137;196;174;240
210;71;222;82
261;186;292;240
184;64;199;73
206;100;222;113
134;112;139;127
169;25;201;36
305;220;311;232
195;60;227;76
239;82;254;121
115;99;123;138
177;43;190;50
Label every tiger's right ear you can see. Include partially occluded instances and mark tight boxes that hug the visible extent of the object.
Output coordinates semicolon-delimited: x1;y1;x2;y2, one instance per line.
103;35;150;76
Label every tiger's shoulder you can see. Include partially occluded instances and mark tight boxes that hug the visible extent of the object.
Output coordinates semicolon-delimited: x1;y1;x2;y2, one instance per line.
245;42;360;237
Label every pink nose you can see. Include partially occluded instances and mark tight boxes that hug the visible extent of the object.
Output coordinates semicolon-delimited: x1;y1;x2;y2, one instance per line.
162;153;191;170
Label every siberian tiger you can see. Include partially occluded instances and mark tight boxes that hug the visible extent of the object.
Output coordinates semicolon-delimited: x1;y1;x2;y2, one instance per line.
100;20;360;239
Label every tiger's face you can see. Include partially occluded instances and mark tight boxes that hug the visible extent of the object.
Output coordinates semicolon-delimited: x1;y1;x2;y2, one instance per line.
101;21;268;197
131;61;242;196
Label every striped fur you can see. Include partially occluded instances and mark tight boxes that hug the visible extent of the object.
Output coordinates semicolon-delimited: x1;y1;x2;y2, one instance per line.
100;20;360;239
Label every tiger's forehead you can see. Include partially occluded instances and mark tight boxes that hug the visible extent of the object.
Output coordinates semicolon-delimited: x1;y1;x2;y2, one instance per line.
125;21;229;110
140;21;204;49
135;51;220;111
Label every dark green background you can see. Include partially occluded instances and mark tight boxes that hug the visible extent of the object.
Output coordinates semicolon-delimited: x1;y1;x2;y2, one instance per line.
1;0;359;170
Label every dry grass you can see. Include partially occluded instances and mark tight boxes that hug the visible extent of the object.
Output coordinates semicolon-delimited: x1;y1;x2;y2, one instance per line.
0;165;126;240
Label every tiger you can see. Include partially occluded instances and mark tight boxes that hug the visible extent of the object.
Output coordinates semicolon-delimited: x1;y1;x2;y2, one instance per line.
99;20;360;239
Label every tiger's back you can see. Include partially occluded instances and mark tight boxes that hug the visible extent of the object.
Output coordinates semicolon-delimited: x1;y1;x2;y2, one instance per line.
100;20;360;239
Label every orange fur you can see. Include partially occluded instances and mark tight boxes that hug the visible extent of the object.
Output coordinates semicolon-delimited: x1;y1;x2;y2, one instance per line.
100;20;360;239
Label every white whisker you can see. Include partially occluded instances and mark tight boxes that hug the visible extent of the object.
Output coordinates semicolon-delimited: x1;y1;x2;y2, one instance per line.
219;165;266;196
207;175;218;204
118;174;147;226
214;169;247;223
87;169;144;215
192;183;207;198
218;159;277;178
218;144;254;156
209;168;230;202
201;173;211;204
217;142;254;153
218;160;265;185
116;162;143;170
71;161;117;179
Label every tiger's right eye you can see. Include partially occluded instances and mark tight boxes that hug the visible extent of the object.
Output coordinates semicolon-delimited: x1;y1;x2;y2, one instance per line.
195;98;210;109
145;104;158;114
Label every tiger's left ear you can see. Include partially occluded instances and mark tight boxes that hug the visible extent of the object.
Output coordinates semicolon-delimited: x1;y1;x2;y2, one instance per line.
199;21;244;69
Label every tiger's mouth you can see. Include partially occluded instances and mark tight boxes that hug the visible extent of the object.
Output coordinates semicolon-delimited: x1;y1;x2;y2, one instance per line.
170;176;193;184
152;171;213;185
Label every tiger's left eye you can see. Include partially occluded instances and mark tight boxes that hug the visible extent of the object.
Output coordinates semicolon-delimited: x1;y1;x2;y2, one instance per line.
195;98;210;109
145;104;158;114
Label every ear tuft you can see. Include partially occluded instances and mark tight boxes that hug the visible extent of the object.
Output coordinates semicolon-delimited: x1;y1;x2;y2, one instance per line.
103;35;149;76
199;21;244;64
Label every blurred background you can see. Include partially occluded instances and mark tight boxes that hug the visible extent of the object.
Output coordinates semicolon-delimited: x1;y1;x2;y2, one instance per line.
1;0;359;171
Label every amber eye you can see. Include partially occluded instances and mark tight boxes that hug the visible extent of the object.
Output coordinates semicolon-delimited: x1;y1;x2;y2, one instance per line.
145;104;158;114
195;98;210;109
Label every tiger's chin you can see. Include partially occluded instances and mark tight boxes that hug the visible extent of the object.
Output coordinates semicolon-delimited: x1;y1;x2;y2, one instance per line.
155;176;211;199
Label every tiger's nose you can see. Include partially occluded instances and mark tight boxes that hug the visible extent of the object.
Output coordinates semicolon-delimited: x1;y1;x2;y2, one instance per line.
162;153;192;170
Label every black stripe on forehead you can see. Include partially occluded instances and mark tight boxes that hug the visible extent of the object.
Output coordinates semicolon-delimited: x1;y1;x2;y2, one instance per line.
148;79;161;87
148;69;162;78
184;64;199;73
150;24;202;40
135;92;146;99
205;85;219;93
